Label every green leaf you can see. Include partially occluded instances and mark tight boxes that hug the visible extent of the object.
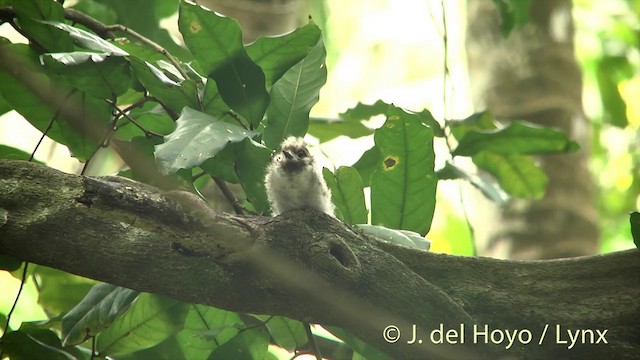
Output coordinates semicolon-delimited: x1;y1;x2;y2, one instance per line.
175;305;243;359
42;55;131;99
44;21;129;56
235;138;271;214
491;0;531;36
10;0;74;52
154;107;258;174
307;116;373;143
61;283;140;346
323;167;367;225
0;328;87;360
596;56;633;128
352;146;381;187
247;22;322;87
0;44;109;161
340;100;390;121
207;328;269;360
0;145;36;162
179;1;269;127
630;212;640;249
370;107;437;236
129;57;200;115
0;255;21;272
32;265;96;319
356;224;430;250
254;315;307;353
114;103;176;141
436;161;509;204
473;151;548;199
452;121;579;156
325;327;392;360
263;39;327;149
96;293;188;356
200;143;239;183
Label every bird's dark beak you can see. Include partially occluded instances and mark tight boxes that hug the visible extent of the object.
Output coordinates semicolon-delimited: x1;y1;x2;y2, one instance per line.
283;150;294;160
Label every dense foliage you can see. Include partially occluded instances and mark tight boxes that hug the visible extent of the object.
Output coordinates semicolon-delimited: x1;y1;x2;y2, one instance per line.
0;0;591;359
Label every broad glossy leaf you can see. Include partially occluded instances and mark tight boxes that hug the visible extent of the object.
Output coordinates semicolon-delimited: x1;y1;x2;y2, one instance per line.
247;22;322;87
45;21;129;56
200;143;239;183
175;305;242;359
42;55;131;99
61;283;139;346
235;138;271;214
32;265;96;319
370;107;437;236
10;0;74;52
155;107;257;174
129;57;200;115
254;315;307;352
263;40;327;149
452;121;579;156
207;328;269;360
473;151;548;199
0;44;108;161
436;161;509;204
323;167;367;225
0;328;86;360
179;1;269;127
307;116;373;143
96;293;188;356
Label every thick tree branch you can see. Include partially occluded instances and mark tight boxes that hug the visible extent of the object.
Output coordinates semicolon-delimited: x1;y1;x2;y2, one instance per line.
0;160;638;359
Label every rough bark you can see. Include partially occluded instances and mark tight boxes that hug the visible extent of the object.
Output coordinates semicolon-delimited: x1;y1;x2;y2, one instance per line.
0;160;638;359
466;0;599;259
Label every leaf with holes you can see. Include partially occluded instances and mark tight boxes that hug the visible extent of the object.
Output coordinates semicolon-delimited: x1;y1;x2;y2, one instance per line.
154;107;258;174
262;39;327;149
370;106;437;236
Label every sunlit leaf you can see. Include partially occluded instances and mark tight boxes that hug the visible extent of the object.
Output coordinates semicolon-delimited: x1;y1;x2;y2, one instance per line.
472;151;547;199
307;116;373;143
253;315;307;353
323;167;367;225
174;305;243;359
61;283;139;346
263;39;327;149
340;100;390;121
453;121;579;156
208;328;270;360
96;293;188;356
596;56;633;128
154;107;258;174
370;107;437;236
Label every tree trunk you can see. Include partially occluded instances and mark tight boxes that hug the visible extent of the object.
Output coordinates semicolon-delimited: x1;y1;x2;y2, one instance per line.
1;160;637;359
466;0;598;259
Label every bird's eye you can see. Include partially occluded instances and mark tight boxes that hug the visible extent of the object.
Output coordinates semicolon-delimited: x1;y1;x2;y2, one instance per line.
297;150;306;158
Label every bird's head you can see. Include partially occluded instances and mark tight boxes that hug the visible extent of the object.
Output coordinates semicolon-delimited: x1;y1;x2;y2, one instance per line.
274;136;313;173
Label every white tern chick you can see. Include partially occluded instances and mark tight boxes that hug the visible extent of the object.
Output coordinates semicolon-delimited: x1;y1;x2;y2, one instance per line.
264;137;334;216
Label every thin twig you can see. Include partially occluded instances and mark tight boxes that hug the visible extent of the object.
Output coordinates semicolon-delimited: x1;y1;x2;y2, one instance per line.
0;263;29;336
107;99;164;138
212;177;249;215
304;323;322;360
103;24;189;80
